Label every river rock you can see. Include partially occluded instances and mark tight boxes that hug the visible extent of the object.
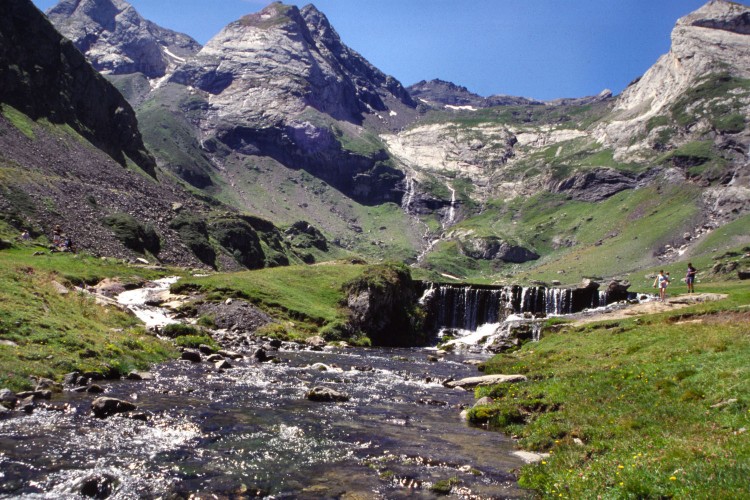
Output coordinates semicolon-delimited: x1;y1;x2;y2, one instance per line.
473;396;495;407
306;386;350;402
198;344;215;355
35;378;63;393
310;363;330;371
17;390;52;400
254;348;270;362
218;349;243;360
444;374;527;389
79;473;118;499
606;280;631;302
215;359;233;370
86;384;104;393
181;350;202;363
91;397;137;419
0;403;10;416
19;396;36;414
0;388;17;409
126;371;154;381
512;450;550;464
63;372;82;386
206;354;224;362
305;336;327;349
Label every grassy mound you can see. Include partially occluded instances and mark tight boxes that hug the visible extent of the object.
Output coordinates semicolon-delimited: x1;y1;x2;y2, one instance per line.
470;282;750;498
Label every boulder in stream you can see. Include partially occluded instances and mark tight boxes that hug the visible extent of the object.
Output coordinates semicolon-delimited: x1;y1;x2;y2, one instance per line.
79;473;118;498
444;374;527;389
91;397;137;419
306;386;350;402
181;349;202;363
0;388;17;409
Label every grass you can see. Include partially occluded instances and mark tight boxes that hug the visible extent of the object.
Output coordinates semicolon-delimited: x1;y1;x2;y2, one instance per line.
172;263;369;336
471;282;750;498
0;243;178;392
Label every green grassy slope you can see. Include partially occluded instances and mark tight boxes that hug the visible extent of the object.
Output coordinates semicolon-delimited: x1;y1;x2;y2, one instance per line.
0;238;177;391
471;282;750;498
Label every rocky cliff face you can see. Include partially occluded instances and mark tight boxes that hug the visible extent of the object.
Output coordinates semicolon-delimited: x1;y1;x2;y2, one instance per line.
46;0;201;79
595;0;750;160
0;0;155;174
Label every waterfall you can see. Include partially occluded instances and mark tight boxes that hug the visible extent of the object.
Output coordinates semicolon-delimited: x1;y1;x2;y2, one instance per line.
423;282;610;333
444;185;457;227
402;177;416;215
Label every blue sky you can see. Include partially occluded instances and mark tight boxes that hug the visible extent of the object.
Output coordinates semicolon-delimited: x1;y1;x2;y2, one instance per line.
32;0;734;100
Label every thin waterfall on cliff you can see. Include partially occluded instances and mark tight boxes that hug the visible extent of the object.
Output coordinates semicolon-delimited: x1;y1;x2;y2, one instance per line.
402;176;416;215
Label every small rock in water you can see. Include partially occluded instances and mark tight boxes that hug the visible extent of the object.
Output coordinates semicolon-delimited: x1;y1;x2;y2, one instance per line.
206;354;224;362
445;374;527;389
254;348;270;362
80;473;118;498
306;386;350;402
86;384;104;394
35;378;62;393
215;359;233;370
126;371;154;381
63;372;81;386
305;335;326;350
427;355;439;362
310;363;329;371
181;350;202;363
218;349;243;360
91;397;137;419
198;344;214;355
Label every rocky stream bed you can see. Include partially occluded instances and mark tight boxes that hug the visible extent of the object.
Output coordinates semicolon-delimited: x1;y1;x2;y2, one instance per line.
0;279;531;499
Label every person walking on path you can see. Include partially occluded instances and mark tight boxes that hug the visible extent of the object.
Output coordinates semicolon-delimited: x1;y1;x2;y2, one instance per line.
686;263;697;293
653;270;669;301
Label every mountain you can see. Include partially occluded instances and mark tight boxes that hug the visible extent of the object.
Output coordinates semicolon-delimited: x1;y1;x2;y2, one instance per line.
0;0;334;270
39;0;750;282
45;0;201;80
165;2;417;204
408;79;543;108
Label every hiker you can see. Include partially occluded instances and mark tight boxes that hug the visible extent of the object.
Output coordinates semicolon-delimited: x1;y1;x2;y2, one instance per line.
51;225;63;248
20;230;30;241
653;270;669;301
686;263;697;293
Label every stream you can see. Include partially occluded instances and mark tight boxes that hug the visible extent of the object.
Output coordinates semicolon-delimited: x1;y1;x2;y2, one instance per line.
0;280;529;499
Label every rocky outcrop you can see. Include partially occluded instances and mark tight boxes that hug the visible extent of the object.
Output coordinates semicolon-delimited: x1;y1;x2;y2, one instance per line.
0;0;155;174
344;263;426;346
457;235;539;263
552;168;638;202
46;0;201;79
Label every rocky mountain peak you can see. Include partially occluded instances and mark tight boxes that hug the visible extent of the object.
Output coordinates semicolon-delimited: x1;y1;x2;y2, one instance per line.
679;0;750;34
46;0;201;79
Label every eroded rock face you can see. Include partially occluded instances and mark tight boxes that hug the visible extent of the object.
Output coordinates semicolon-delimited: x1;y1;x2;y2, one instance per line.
552;168;638;202
47;0;201;79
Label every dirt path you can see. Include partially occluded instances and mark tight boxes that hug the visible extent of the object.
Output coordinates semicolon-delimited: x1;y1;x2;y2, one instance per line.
571;293;728;326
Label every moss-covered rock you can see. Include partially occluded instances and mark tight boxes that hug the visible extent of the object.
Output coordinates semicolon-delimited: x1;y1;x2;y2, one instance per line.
169;213;216;267
102;213;160;255
343;263;427;346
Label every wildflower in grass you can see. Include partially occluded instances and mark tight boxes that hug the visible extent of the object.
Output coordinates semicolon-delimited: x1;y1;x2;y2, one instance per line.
618;465;624;469
669;476;677;481
541;461;547;465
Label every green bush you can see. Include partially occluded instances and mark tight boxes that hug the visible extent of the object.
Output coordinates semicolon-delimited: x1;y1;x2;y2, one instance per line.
103;213;160;255
161;323;200;338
